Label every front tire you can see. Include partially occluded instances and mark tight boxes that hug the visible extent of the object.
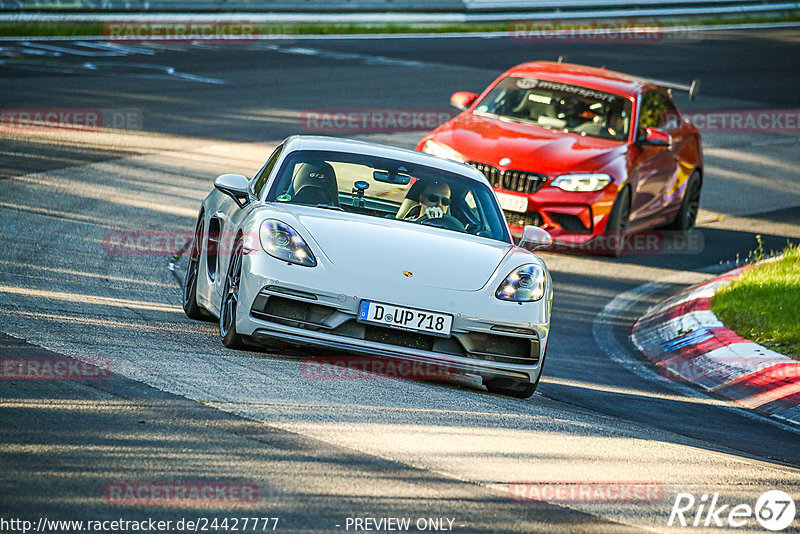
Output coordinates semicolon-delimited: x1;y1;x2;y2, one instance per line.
603;186;631;256
484;346;546;399
183;216;211;320
665;171;701;232
220;238;247;349
484;378;538;399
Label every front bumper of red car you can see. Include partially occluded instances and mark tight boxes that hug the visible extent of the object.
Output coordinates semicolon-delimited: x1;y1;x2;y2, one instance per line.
499;184;620;243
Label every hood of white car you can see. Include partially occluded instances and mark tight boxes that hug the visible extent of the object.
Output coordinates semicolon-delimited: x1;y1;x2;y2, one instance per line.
293;210;513;291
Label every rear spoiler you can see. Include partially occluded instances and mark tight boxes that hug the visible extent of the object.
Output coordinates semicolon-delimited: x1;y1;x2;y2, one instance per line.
645;78;700;101
553;57;700;100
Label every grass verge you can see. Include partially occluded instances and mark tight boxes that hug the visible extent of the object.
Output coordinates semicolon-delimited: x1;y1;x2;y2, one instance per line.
712;243;800;359
0;21;507;38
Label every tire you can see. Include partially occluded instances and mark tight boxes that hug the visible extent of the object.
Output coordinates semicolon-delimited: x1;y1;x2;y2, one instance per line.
484;377;539;399
220;237;247;349
603;186;631;256
484;345;546;399
665;171;701;232
183;216;212;320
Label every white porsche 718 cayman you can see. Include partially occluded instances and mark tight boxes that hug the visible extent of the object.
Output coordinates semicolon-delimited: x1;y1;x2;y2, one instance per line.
183;136;553;397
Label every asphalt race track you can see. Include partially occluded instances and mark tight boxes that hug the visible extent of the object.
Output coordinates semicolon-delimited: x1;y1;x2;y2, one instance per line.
1;28;800;532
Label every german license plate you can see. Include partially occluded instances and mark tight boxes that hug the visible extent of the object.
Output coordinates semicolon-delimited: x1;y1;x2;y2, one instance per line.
358;300;452;337
495;191;528;213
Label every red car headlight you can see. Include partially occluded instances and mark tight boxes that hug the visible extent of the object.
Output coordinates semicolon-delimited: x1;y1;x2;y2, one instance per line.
551;173;611;192
421;139;465;163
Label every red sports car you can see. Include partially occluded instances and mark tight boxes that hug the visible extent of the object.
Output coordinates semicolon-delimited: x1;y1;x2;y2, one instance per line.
416;61;703;253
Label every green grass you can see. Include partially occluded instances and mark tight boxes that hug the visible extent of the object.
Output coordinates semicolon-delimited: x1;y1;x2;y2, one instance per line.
712;243;800;359
0;21;506;38
1;12;800;38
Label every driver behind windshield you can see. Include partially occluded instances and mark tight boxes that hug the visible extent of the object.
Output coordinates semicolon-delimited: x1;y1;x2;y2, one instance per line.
397;180;451;220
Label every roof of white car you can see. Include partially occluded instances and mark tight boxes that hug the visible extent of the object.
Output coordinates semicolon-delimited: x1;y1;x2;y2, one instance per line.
284;135;490;187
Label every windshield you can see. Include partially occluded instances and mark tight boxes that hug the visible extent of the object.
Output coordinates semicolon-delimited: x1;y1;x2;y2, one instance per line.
265;149;512;243
473;76;633;141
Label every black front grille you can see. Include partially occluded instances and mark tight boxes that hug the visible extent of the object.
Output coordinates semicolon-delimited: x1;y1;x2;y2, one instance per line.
461;332;540;365
468;161;547;194
548;211;591;233
504;211;542;228
364;326;434;352
332;321;465;357
251;295;334;328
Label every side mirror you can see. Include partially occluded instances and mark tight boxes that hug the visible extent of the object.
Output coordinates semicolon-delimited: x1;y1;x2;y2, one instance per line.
640;127;672;147
519;225;553;251
450;91;479;111
214;173;250;207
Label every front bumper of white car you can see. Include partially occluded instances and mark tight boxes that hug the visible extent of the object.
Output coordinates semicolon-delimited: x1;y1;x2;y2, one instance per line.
234;252;551;385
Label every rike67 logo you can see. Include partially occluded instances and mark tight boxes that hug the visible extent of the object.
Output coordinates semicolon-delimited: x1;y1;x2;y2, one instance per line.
668;490;796;531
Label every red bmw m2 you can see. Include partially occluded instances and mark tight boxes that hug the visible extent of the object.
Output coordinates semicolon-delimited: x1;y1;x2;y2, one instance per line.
417;61;703;254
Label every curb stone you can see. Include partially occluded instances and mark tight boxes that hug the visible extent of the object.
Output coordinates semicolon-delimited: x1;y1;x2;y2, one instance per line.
631;260;800;426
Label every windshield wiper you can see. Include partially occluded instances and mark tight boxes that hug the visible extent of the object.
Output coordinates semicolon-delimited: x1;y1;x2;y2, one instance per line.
316;204;345;211
478;111;558;131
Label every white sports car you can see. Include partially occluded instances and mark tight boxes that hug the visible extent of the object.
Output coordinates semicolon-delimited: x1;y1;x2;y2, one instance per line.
183;136;553;397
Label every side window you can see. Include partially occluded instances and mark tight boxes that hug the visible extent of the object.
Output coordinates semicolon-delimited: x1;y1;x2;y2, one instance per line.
638;91;662;133
659;93;680;132
638;90;679;138
251;144;283;197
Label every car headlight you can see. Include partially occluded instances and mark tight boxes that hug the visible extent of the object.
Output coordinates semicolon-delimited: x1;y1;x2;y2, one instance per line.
551;173;611;192
259;220;316;267
421;139;465;163
496;264;545;302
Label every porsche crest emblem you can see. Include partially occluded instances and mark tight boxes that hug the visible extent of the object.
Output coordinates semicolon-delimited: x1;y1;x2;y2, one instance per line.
403;271;413;278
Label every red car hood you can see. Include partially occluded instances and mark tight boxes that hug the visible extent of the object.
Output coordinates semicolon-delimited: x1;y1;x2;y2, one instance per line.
429;113;627;174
